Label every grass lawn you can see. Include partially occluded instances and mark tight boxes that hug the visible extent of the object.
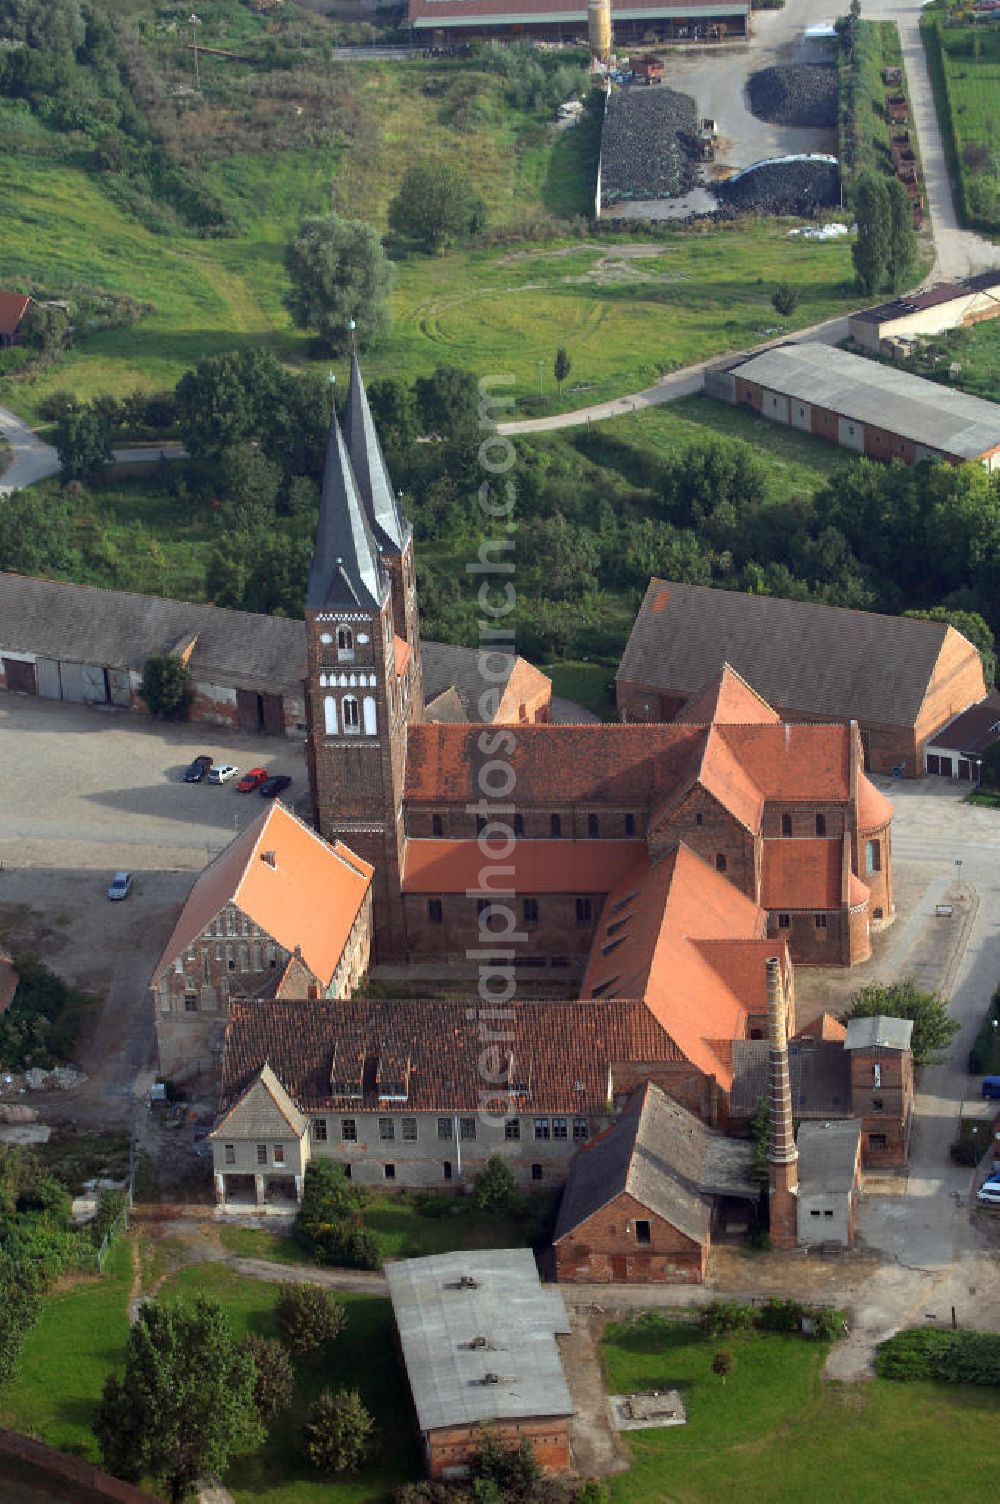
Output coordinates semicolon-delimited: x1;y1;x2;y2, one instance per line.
157;1264;418;1504
544;660;618;720
221;1193;532;1266
0;1238;133;1462
923;9;1000;234
966;787;1000;808
603;1313;994;1504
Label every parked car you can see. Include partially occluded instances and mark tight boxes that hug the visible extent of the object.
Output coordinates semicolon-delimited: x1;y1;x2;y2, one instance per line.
207;763;240;785
183;755;213;783
982;1076;1000;1100
236;767;269;793
976;1172;1000;1205
259;775;292;798
107;871;133;902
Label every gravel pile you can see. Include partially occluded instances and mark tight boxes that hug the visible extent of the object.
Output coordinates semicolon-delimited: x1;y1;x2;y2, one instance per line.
716;158;840;216
747;65;839;128
600;86;700;204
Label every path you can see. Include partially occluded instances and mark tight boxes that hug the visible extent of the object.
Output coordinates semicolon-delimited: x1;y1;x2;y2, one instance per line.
0;410;188;495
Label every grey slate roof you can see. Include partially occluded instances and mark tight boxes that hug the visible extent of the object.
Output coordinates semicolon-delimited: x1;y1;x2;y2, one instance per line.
420;640;517;721
618;578;956;728
210;1062;308;1141
385;1249;572;1434
925;694;1000;757
843;1015;914;1052
796;1118;862;1194
0;571;307;696
730;1038;852;1118
730;343;1000;459
306;410;387;612
344;354;408;552
554;1082;756;1246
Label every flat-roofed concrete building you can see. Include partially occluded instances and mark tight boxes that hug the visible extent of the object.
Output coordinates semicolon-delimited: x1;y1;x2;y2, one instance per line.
795;1117;863;1247
848;271;1000;355
385;1249;573;1480
707;342;1000;469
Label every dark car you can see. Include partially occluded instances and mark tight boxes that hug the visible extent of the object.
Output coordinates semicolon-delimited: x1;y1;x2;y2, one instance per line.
259;775;292;799
183;755;213;783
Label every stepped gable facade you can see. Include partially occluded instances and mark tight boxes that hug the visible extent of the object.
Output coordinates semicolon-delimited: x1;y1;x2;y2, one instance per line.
617;577;986;776
305;368;894;985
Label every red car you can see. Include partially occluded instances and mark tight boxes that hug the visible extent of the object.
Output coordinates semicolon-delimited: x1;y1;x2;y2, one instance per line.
236;767;268;793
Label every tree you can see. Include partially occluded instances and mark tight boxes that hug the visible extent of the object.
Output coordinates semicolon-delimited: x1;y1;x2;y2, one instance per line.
241;1334;295;1424
284;213;392;355
771;282;799;317
367;377;419;450
852;173;892;296
53;403;113;483
887;177;918;291
904;606;996;686
712;1350;734;1384
302;1387;374;1474
554;347;571;390
175;349;285;458
0;489;74;576
93;1296;263;1504
140;655;191;721
388;162;485;252
275;1281;347;1360
216;444;282;532
844;978;961;1067
21;301;70;355
473;1432;542;1495
473;1154;521;1215
414;365;480;440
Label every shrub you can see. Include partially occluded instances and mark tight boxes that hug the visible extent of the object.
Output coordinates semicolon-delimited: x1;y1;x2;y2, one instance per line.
699;1301;755;1336
140;655;191;720
473;1154;521;1215
242;1334;295;1423
302;1386;374;1473
968;987;1000;1074
275;1281;347;1360
950;1137;981;1167
876;1328;1000;1385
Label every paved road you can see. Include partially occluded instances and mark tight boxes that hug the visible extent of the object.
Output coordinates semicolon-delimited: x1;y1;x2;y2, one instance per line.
0;412;188;494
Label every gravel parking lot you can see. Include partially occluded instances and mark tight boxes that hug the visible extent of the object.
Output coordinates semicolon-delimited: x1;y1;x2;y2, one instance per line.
0;694;309;1116
0;694;307;872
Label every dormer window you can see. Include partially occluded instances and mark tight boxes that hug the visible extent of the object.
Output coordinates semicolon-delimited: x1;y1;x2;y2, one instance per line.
337;626;354;662
343;696;360;735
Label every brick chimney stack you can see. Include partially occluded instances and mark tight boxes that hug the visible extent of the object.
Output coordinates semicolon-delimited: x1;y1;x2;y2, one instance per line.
766;956;799;1249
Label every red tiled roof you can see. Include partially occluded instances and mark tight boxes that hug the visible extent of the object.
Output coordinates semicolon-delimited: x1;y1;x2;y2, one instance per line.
394;634;411;678
856;774;893;832
219;998;685;1115
581;843;771;1088
695;725;764;831
795;1013;847;1042
717;723;853;802
151;803;372;988
762;838;843;910
404;722;707;804
401;839;646;894
0;292;30;338
693;939;791;1012
674;663;781;727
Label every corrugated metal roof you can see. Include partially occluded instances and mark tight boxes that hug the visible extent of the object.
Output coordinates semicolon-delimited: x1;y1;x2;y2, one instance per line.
385;1250;573;1434
843;1015;913;1052
412;0;745;22
731;344;1000;459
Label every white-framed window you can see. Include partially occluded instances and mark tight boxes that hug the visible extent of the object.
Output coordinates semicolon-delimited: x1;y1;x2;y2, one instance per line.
343;696;360;735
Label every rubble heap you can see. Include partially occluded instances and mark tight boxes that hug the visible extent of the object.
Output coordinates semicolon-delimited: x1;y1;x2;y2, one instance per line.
747;65;839;129
600;85;700;203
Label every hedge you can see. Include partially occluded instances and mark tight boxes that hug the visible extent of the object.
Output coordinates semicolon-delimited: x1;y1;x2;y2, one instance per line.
876;1327;1000;1385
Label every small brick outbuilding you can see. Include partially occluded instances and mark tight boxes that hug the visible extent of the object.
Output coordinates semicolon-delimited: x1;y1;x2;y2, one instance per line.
553;1081;757;1283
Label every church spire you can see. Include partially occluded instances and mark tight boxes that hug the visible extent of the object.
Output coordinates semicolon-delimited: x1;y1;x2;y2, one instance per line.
306;405;387;613
344;352;408;552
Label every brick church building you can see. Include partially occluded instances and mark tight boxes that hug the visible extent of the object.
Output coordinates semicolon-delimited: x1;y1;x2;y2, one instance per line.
304;358;895;987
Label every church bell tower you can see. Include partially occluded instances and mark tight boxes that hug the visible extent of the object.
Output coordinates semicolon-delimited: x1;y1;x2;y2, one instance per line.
304;362;421;961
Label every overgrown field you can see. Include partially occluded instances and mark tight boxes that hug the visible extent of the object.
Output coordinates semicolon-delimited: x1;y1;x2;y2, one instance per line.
922;7;1000;233
603;1313;995;1504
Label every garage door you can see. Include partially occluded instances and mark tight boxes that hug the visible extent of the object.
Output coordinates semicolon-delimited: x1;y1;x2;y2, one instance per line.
926;754;940;775
36;657;62;700
261;693;284;736
81;664;108;704
58;662;86;703
108;669;132;707
2;658;36;694
236;688;261;733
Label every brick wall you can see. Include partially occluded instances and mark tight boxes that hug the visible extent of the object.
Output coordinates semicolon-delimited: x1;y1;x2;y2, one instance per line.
615;679;686;723
611;1058;718;1123
656;788;758;902
404;806;648;841
554;1189;707;1283
850;1049;913;1167
402;891;600;968
427;1418;571;1479
766;909;855;966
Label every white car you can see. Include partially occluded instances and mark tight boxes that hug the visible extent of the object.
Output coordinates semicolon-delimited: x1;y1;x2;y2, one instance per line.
207;763;239;785
976;1172;1000;1206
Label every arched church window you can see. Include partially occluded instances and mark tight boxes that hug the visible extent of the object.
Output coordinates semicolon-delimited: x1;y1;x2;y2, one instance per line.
343;697;360;734
324;695;338;736
337;626;354;661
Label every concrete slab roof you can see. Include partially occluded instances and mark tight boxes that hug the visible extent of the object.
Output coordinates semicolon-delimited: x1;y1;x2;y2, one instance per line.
385;1249;573;1435
843;1015;913;1052
796;1118;862;1194
730;344;1000;459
